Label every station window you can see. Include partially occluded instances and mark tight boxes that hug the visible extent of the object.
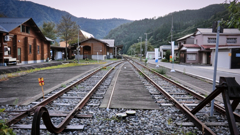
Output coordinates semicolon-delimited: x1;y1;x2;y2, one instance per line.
21;25;26;32
21;25;30;34
227;38;237;43
26;26;30;34
37;46;40;54
208;38;216;43
29;45;32;54
187;54;196;60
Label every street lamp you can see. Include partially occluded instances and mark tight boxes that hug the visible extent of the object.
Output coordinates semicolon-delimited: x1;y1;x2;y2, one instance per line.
139;37;142;61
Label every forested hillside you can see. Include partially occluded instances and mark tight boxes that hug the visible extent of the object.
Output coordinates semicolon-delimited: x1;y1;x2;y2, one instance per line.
105;4;229;53
0;0;131;38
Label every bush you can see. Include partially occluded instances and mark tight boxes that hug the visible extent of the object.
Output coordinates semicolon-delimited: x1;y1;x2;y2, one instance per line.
161;59;168;62
165;50;171;61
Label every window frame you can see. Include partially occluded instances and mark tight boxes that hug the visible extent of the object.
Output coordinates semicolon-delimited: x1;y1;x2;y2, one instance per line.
227;38;237;43
29;45;32;54
37;46;40;54
208;38;216;43
187;53;197;61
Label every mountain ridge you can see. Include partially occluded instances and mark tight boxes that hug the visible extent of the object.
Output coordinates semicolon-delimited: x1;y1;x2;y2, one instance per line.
104;4;228;53
0;0;132;39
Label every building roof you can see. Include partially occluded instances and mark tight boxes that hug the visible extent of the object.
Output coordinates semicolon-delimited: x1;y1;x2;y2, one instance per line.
99;39;114;47
115;45;123;48
160;45;178;50
183;44;201;48
196;28;240;35
210;45;240;50
176;33;194;41
0;18;30;32
73;37;109;47
202;45;240;49
45;37;54;42
0;24;8;33
80;30;94;38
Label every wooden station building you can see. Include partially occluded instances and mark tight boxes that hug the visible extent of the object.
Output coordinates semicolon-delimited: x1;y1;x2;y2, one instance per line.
0;18;53;65
73;37;115;60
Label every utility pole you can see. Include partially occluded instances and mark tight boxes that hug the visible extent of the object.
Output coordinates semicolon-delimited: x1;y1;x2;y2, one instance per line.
139;37;142;61
144;32;151;57
210;20;221;117
170;14;175;72
137;39;139;60
77;26;80;63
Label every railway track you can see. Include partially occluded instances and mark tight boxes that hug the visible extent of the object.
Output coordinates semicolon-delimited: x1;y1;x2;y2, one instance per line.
2;61;123;134
126;57;240;135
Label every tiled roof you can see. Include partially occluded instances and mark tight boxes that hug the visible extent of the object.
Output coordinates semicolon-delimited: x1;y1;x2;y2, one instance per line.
0;24;8;33
202;45;240;49
100;39;114;47
197;28;240;35
183;44;200;48
176;33;194;41
0;18;30;32
81;30;94;38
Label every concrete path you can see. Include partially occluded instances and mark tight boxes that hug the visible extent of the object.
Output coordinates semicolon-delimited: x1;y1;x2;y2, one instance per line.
0;64;101;105
148;60;240;84
100;62;159;109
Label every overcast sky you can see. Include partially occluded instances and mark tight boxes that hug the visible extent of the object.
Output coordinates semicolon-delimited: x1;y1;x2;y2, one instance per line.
28;0;226;20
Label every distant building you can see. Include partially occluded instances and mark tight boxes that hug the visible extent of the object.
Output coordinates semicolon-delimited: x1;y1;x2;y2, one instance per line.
0;18;52;65
159;45;178;60
73;37;114;60
52;30;94;60
177;28;240;69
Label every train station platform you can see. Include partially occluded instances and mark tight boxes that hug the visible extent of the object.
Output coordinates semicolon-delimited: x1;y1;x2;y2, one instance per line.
100;62;159;109
0;63;102;105
0;61;63;74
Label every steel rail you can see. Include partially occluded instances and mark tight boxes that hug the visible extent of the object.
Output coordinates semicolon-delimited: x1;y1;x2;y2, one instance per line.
128;57;240;122
31;62;123;134
127;59;216;135
6;61;120;127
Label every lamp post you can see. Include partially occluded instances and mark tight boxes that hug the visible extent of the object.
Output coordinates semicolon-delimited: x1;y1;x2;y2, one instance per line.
139;37;142;61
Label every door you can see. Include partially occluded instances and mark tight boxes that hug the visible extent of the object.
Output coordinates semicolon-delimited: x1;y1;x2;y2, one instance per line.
17;48;21;63
231;48;240;69
207;52;211;64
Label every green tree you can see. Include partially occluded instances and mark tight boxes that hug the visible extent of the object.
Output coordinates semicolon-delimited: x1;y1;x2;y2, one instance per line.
57;14;78;59
226;0;240;29
127;42;154;55
40;21;57;40
165;50;171;61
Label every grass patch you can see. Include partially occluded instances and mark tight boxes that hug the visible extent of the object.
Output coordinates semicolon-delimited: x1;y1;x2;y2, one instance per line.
101;66;111;70
0;109;16;135
61;84;67;88
0;61;106;82
108;58;119;61
152;67;167;75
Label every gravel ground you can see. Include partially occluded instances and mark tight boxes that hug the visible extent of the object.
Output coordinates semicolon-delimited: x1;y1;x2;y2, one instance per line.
0;60;237;134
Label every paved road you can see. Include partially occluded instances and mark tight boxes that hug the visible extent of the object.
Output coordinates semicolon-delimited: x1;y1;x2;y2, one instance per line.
0;64;102;105
148;60;240;84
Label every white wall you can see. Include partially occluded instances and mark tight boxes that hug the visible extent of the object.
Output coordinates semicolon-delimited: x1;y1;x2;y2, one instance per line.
202;53;207;64
211;49;231;69
186;48;200;52
202;35;240;45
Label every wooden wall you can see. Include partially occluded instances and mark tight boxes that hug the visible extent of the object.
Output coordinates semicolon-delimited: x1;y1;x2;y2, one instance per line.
80;39;107;55
2;19;50;63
